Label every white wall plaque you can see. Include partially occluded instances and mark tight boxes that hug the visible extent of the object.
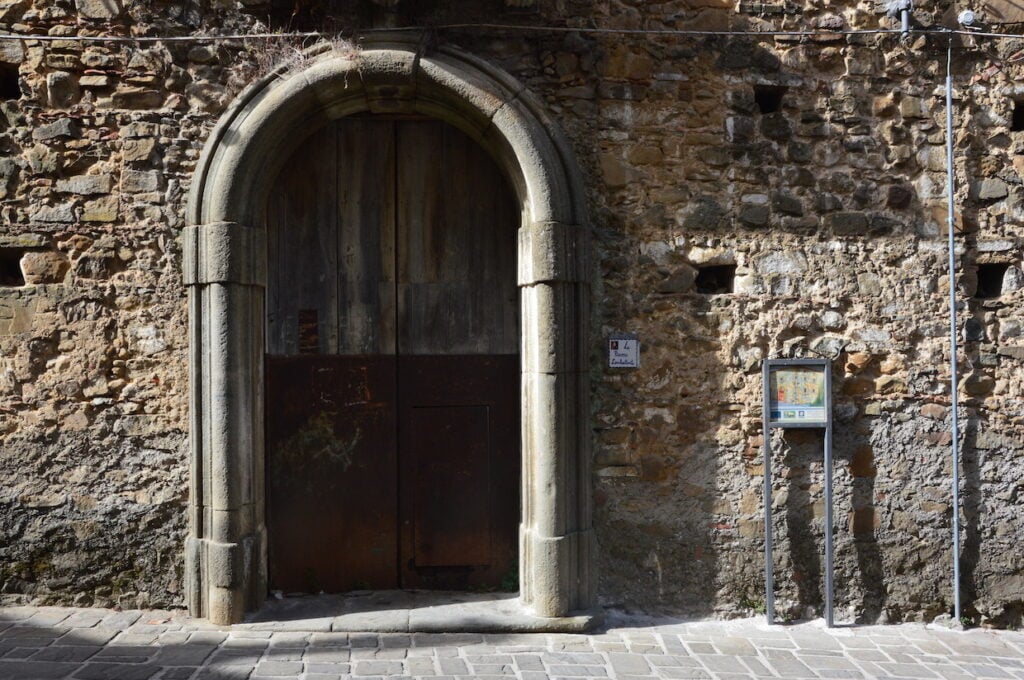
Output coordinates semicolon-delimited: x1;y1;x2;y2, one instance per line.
608;333;640;368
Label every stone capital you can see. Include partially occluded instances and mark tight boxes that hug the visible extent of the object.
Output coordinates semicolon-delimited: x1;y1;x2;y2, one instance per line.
183;222;266;287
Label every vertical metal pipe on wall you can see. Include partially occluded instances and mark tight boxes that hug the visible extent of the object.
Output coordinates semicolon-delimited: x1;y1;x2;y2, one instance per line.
944;35;963;624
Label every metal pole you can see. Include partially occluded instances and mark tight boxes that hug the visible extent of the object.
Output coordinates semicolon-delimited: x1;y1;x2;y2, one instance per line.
763;362;775;624
823;413;831;626
945;34;963;624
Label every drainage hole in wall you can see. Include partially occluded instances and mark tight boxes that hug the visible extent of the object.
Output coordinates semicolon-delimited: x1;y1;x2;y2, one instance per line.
976;262;1010;299
0;63;19;100
695;264;736;295
0;249;24;286
753;85;786;114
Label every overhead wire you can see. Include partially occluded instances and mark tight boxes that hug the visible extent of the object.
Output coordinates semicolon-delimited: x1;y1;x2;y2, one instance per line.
0;24;1023;43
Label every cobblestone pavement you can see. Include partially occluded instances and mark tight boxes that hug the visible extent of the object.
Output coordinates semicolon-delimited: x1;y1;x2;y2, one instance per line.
1;606;1023;680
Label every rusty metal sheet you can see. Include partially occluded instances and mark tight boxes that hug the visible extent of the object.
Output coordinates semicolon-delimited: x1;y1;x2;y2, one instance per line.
410;405;491;567
265;355;398;594
398;354;520;590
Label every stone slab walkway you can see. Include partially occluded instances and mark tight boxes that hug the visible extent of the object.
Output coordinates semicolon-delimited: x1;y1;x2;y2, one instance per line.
1;605;1023;679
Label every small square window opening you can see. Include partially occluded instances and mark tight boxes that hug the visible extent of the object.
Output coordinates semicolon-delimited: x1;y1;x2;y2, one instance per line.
695;264;736;295
975;262;1010;299
753;85;786;114
0;64;19;101
0;249;25;286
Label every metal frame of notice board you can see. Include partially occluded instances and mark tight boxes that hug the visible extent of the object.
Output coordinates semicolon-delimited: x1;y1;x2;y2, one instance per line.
762;358;834;627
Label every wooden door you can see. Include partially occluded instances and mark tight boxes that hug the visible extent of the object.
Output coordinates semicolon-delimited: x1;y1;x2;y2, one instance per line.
264;117;519;594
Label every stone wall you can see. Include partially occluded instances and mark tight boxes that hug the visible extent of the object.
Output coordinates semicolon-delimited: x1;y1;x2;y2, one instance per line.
1;0;1023;625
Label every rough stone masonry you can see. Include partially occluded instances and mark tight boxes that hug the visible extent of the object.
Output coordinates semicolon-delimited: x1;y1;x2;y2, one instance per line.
0;0;1023;626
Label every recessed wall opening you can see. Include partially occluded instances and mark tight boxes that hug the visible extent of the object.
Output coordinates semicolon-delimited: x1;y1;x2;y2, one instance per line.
695;264;736;294
1012;101;1024;132
0;64;19;100
976;262;1010;299
753;85;786;114
0;249;24;286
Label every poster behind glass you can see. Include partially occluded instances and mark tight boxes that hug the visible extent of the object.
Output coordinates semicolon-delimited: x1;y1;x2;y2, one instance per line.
768;366;827;425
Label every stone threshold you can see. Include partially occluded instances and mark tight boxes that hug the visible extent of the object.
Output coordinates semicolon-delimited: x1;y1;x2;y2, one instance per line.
239;590;601;633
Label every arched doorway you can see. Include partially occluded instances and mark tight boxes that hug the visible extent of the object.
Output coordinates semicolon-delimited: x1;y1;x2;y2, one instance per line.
183;37;593;625
264;116;520;593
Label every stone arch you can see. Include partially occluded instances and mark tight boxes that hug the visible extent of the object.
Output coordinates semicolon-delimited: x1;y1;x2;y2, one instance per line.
184;35;593;625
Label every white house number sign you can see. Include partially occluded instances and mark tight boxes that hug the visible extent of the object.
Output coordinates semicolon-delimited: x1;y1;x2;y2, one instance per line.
608;333;640;368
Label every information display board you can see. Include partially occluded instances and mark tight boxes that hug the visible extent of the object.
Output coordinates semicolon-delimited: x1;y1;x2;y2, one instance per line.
767;364;828;426
761;358;834;627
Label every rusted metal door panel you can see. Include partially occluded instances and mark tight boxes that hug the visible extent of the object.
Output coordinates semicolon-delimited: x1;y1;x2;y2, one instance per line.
398;354;520;590
409;406;491;567
265;355;399;593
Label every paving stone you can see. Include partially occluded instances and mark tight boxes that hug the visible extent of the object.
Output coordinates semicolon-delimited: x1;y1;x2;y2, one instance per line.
253;660;303;675
547;663;608;675
957;663;1013;678
713;637;757;656
152;645;217;665
208;649;264;665
25;611;72;627
847;648;890;661
193;667;253;680
190;632;229;645
439;657;469;674
353;660;404;674
802;654;859;670
654;668;711;679
521;672;550;680
1;647;37;659
647;655;700;667
609;652;652;674
875;661;940;677
515;653;546;670
101;612;144;630
305;646;350;661
696;654;747;673
31;645;102;662
739;657;773;675
94;644;158;660
1;626;63;642
0;660;79;679
73;662;162;679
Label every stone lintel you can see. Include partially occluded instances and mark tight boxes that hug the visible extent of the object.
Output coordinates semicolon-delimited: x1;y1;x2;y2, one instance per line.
183;222;266;286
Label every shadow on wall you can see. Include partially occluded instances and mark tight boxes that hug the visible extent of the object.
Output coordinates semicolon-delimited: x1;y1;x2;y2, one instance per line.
774;417;887;623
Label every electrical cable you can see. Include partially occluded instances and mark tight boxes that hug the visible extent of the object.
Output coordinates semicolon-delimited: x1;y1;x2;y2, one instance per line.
0;24;1023;44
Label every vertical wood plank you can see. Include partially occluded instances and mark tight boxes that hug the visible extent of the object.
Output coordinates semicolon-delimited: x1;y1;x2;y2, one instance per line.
265;125;339;356
337;118;397;355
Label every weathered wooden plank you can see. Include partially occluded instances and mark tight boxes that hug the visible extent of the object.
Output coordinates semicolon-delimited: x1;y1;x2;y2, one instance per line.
396;120;518;355
337;118;397;355
266;124;339;355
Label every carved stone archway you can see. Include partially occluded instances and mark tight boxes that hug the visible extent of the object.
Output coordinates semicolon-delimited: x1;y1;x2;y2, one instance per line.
183;35;593;626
